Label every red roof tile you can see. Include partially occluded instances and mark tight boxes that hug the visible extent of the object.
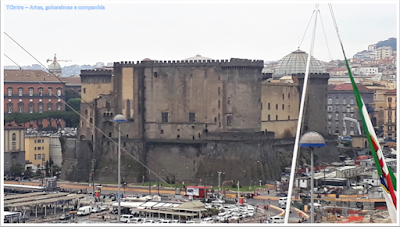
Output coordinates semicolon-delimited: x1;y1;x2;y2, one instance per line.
333;84;370;91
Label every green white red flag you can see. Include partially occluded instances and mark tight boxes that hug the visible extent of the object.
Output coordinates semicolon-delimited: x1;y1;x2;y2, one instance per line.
342;47;397;223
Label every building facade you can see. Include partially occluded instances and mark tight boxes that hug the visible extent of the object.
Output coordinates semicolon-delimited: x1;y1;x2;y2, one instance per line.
4;69;66;128
4;126;26;175
327;84;374;136
24;136;50;167
383;89;396;140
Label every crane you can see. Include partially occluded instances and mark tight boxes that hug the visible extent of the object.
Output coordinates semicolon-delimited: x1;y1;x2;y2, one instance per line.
46;54;71;64
343;117;362;136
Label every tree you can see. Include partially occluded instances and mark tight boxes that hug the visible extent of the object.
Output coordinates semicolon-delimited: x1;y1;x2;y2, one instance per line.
10;164;24;177
65;89;80;101
66;98;81;112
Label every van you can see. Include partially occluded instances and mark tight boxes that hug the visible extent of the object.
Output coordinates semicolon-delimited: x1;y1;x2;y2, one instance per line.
278;197;287;205
77;206;92;216
120;214;134;223
269;216;284;223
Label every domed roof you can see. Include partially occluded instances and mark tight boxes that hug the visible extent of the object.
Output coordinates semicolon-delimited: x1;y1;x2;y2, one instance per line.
184;54;213;61
49;61;61;70
273;49;324;78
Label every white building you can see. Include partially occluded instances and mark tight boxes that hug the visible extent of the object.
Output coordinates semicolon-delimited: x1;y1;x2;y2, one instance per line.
374;46;393;60
49;135;63;167
359;67;379;75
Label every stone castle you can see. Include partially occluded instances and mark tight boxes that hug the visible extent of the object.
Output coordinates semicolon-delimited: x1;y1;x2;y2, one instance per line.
61;55;338;185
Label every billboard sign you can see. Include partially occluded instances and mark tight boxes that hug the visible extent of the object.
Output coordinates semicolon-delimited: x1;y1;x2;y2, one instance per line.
186;187;199;196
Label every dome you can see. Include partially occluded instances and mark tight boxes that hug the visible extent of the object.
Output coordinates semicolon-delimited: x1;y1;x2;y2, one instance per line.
184;54;213;61
48;61;61;70
273;49;324;79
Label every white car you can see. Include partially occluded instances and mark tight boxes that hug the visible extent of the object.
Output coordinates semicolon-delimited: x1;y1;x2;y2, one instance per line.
120;214;134;223
144;219;156;224
229;215;240;221
91;207;100;213
128;218;143;223
269;216;284;223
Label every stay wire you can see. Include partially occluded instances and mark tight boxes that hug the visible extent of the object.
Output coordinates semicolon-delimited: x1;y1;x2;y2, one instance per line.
318;10;333;61
5;31;175;181
299;10;316;49
3;57;172;187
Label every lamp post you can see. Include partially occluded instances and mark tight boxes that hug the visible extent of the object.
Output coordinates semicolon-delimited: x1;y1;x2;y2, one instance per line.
299;131;326;224
217;172;222;194
113;114;126;223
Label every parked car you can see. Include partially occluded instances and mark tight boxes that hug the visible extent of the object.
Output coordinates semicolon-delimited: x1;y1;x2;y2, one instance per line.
186;221;196;224
120;214;134;223
59;214;71;220
127;218;143;223
276;193;288;197
91;207;100;213
269;216;284;223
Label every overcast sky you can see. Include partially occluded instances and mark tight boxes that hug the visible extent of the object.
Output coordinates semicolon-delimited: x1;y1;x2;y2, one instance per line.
1;1;398;67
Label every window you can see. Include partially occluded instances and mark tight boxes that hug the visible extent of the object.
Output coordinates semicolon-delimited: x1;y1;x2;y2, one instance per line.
38;154;41;159
268;115;270;121
343;98;346;104
8;104;13;113
218;87;220;95
327;106;332;112
34;154;37;160
350;108;354;113
268;103;270;110
336;122;339;128
83;88;86;94
57;88;62;96
335;114;339;120
162;112;169;123
342;106;346;112
388;97;392;103
335;97;339;104
47;103;53;110
218;100;220;108
282;94;285;100
48;88;52;96
276;104;278;110
328;98;332;104
336;106;340;112
328;121;331;126
7;88;12;96
38;88;43;96
227;99;230;104
328;114;332;120
42;154;45;160
12;133;16;141
38;104;43;113
12;142;16;150
227;114;232;126
288;93;290;99
29;88;34;96
57;103;62;110
282;104;284;110
18;103;24;113
350;98;354;104
18;88;23;96
29;104;34;113
38;139;41;143
288;115;290;120
276;115;278;120
189;112;196;123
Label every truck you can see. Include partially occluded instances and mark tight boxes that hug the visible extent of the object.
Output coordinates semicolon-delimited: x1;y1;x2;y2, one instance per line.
77;206;92;216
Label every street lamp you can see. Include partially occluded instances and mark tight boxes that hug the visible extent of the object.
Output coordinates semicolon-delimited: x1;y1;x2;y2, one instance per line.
113;114;126;223
217;172;222;193
299;131;326;224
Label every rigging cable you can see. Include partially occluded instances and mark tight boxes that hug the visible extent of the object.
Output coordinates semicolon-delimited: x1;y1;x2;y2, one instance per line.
3;42;173;187
298;10;316;49
318;10;333;61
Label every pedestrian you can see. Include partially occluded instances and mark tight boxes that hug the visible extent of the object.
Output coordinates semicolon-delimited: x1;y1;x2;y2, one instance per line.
268;190;270;195
266;205;269;210
260;219;262;223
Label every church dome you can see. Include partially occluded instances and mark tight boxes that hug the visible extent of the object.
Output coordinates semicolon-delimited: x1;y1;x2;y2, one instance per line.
48;61;61;70
184;54;213;61
273;49;324;78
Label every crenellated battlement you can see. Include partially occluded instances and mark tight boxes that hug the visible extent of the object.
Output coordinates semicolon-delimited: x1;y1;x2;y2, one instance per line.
80;68;113;76
114;58;264;68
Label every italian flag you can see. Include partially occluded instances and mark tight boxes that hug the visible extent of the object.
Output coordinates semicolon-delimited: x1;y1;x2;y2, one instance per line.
343;54;397;223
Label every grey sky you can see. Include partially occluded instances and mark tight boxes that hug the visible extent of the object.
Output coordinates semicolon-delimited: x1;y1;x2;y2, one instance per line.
2;1;398;67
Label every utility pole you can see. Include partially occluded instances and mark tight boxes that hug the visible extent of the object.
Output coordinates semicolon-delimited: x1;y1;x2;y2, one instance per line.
92;159;96;196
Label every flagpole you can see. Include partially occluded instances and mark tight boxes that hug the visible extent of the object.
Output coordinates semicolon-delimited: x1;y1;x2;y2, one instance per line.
284;4;319;224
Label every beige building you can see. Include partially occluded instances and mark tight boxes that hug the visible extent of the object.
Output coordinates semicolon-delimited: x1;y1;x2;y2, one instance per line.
383;89;396;140
4;126;25;152
261;78;300;138
24;136;50;167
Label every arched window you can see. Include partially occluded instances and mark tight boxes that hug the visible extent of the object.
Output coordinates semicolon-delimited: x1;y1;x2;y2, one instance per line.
18;87;23;96
7;87;12;96
56;87;62;96
12;133;16;141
